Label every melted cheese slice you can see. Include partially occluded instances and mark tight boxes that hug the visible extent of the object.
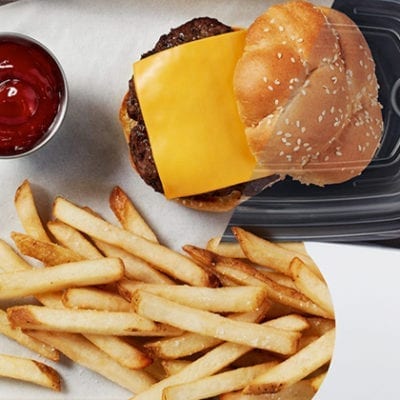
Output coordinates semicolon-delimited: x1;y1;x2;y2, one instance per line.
134;30;256;199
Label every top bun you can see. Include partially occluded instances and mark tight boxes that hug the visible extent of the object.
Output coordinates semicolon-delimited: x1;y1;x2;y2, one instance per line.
234;0;383;186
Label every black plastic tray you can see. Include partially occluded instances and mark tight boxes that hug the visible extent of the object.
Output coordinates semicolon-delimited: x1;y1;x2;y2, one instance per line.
227;0;400;242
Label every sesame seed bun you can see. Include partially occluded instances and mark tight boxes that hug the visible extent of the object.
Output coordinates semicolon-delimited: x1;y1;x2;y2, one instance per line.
234;0;383;186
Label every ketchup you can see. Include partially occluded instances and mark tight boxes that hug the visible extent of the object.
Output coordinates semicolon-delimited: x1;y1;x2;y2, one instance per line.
0;36;64;156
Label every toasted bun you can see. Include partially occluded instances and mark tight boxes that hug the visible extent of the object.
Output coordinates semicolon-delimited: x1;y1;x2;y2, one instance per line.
234;0;383;186
119;93;245;212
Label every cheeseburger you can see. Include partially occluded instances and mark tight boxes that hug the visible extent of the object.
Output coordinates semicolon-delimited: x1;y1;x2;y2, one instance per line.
120;0;383;212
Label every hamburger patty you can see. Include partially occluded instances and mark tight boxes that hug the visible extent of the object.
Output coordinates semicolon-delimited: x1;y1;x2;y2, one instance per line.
127;17;242;197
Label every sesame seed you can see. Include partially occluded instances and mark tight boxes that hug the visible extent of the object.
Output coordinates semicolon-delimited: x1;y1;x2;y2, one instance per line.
290;57;296;63
270;18;276;23
296;120;301;128
262;76;268;83
331;76;338;84
286;155;292;161
324;156;330;161
301;127;306;133
276;130;283;136
318;115;323;123
285;118;290;125
282;138;287;143
284;132;292;138
274;79;281;85
285;142;292;146
297;38;304;43
294;146;300;152
274;99;279;105
268;85;274;91
289;85;294;90
301;89;307;96
279;26;284;32
277;52;283;59
297;138;302;145
279;151;285;156
264;27;271;32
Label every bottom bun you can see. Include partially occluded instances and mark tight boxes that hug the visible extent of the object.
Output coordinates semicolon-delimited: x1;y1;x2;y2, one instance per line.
119;92;246;212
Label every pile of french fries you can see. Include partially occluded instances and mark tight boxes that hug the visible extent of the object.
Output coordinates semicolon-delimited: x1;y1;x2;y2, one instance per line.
0;179;335;399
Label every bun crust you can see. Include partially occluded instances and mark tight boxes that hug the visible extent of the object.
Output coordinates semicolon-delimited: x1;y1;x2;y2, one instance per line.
119;93;244;212
234;0;383;186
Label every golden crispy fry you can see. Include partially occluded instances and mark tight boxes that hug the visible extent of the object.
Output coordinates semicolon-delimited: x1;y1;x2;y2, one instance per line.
0;258;124;300
0;310;59;361
118;280;268;313
220;379;316;399
163;361;278;400
0;239;31;273
277;242;308;256
304;317;336;337
206;237;246;258
161;360;191;376
184;246;330;318
131;314;302;400
94;240;174;284
144;301;271;360
132;290;300;355
244;329;335;394
7;305;157;335
110;186;158;243
62;288;131;312
0;353;61;391
27;330;156;393
84;334;152;370
11;232;83;266
47;220;103;260
53;197;211;286
232;228;321;277
290;258;335;318
14;180;51;243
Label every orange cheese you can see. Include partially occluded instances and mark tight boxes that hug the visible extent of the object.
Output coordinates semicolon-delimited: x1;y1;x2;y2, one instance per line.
134;30;256;199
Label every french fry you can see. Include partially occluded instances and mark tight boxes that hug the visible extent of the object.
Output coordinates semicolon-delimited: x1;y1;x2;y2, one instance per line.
144;300;271;360
7;305;157;335
244;329;335;394
220;379;316;399
47;220;103;260
94;239;174;284
62;288;131;312
0;310;59;361
0;353;61;391
290;258;335;318
161;360;191;376
309;371;327;392
0;258;124;300
277;242;308;256
11;232;83;266
27;330;156;393
84;334;152;370
0;239;31;273
184;246;331;318
132;290;300;355
163;361;278;400
206;237;246;258
53;197;211;286
110;186;158;243
14;180;51;243
304;317;336;337
119;281;269;313
131;314;303;400
232;228;321;277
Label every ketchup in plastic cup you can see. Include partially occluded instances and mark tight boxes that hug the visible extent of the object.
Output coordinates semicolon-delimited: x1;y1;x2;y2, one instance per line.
0;33;68;158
